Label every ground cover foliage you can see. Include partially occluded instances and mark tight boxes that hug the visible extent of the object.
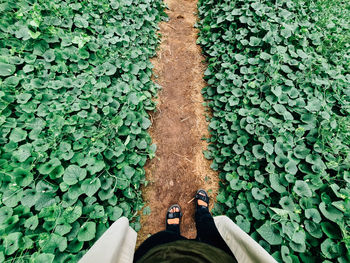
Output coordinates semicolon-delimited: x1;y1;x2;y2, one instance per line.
197;0;350;262
0;0;166;261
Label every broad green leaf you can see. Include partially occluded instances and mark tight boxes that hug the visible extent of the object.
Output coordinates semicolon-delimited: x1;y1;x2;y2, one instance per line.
13;167;33;187
63;165;87;185
257;222;282;245
321;238;340;259
321;222;342;239
42;233;67;253
319;202;343;222
33;253;55;263
78;222;96;242
12;144;32;162
9;128;27;143
263;143;274;155
123;165;135;179
108;206;123;221
81;178;101;197
24;215;39;230
269;174;286;193
293;180;312;197
252;145;264;159
279;196;295;211
0;62;16;76
305;208;321;223
0;207;13;224
60;206;82;224
251;187;267;200
55;224;72;236
4;232;22;255
285;160;298;175
43;50;55;62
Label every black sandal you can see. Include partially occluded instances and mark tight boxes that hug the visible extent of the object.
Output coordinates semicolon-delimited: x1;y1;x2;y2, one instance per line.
195;189;210;211
166;204;182;232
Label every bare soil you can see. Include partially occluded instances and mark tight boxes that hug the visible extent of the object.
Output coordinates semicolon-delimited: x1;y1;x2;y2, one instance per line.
136;0;219;246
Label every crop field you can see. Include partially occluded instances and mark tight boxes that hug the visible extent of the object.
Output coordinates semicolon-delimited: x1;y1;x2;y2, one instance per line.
0;0;349;262
198;0;350;262
0;0;165;261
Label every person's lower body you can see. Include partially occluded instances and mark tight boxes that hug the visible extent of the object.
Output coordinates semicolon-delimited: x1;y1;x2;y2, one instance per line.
133;224;187;262
194;206;236;259
134;208;236;262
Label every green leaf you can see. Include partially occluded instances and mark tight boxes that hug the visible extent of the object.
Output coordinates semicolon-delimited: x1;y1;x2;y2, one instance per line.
3;189;23;207
263;142;274;155
12;144;32;162
60;206;82;224
43;50;55;62
285;160;298;175
293;180;312;197
42;233;67;253
269;174;286;193
251;187;267;200
55;224;72;236
321;222;342;239
104;62;117;75
78;222;96;242
0;207;13;224
293;145;310;159
38;158;61;175
9;128;27;142
0;62;16;76
142;206;151;215
281;246;292;263
123;165;135;179
257;222;282;245
249;36;261;46
304;220;323;238
279;196;295;211
86;160;105;175
237;136;248;146
252;145;264;159
13;168;33;187
319;202;343;222
21;189;40;207
63;165;87;185
108;206;124;221
235;215;250;233
24;215;39;230
273;104;286;115
305;208;321;223
4;232;22;255
34;253;55;263
81;178;101;197
321;238;340;259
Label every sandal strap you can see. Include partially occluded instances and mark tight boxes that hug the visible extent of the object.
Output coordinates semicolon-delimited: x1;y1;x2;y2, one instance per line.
168;211;181;219
195;191;209;204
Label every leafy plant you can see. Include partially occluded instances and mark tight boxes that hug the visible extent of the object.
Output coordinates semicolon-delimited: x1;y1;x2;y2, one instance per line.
0;0;166;261
197;0;350;262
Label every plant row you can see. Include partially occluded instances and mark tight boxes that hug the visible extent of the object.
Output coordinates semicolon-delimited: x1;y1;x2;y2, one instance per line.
0;0;166;262
197;0;349;262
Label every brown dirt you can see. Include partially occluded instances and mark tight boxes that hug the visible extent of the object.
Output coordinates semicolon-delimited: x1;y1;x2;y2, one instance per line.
137;0;219;246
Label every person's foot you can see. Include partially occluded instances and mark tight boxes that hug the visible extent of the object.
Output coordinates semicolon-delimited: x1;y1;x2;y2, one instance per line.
166;204;182;233
197;192;208;208
167;207;180;225
195;189;210;211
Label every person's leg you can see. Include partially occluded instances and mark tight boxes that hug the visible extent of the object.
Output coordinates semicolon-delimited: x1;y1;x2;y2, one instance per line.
134;205;186;262
195;192;237;260
133;229;187;262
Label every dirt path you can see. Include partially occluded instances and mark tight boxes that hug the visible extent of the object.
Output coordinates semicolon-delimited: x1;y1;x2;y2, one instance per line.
137;0;219;245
